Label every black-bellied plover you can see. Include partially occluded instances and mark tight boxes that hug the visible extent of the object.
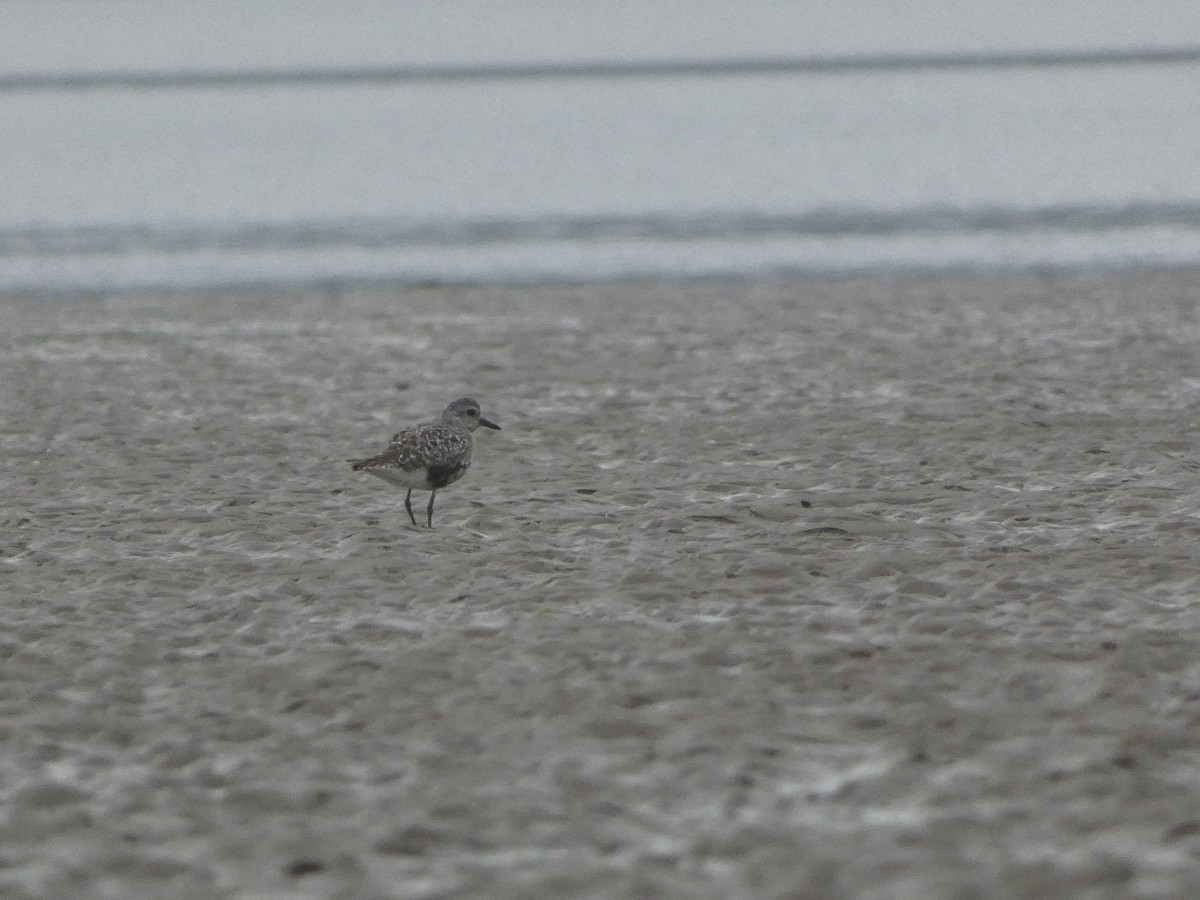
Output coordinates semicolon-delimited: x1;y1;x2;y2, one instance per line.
350;398;501;528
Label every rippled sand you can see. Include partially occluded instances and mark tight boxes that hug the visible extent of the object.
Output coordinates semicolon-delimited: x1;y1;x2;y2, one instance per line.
5;271;1200;898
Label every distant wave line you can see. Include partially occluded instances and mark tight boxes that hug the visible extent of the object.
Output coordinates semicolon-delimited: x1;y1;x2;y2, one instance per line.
4;46;1200;92
6;202;1200;255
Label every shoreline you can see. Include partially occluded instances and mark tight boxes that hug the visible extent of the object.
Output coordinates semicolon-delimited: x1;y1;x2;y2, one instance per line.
2;259;1200;304
7;259;1200;305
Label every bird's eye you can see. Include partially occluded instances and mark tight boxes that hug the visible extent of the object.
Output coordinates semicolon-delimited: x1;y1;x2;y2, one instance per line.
468;409;478;416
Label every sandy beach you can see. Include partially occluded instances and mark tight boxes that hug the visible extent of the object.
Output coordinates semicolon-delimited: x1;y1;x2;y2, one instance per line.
4;270;1200;898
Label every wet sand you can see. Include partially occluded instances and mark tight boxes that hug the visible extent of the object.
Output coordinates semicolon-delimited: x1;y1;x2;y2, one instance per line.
4;271;1200;898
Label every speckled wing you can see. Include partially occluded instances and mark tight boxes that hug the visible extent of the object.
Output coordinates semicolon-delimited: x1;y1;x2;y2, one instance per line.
351;424;473;477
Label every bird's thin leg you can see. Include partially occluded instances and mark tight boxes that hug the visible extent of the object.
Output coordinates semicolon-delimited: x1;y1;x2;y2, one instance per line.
426;491;437;528
404;489;418;527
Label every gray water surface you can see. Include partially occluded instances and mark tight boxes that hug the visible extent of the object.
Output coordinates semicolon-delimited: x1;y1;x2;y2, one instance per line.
4;0;1200;291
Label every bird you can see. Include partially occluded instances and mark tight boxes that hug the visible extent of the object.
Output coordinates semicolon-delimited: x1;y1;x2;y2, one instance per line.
349;398;501;527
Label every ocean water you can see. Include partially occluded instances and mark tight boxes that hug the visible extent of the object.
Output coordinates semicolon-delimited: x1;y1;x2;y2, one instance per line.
3;0;1200;292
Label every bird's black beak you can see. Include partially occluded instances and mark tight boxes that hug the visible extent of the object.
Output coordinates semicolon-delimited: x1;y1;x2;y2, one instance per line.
480;417;501;431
